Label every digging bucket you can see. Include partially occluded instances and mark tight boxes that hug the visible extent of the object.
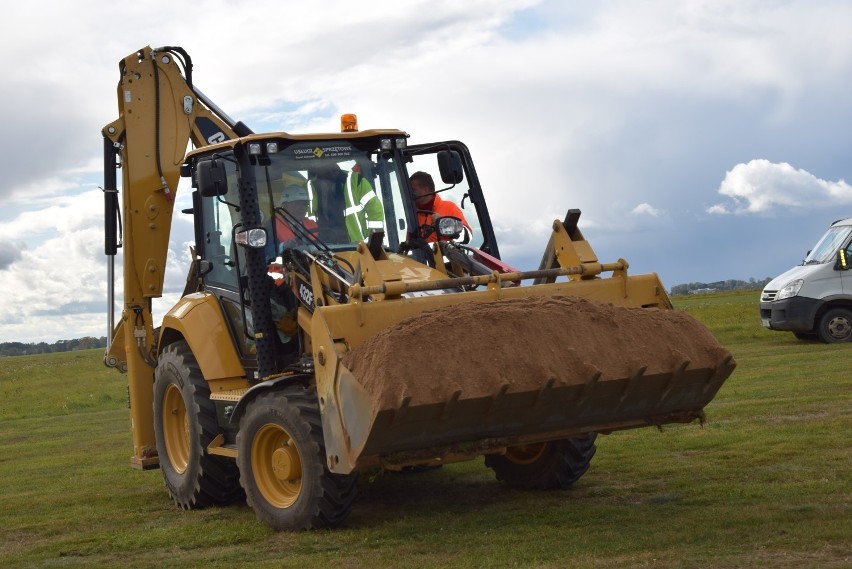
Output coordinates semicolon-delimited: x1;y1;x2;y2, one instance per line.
310;277;735;475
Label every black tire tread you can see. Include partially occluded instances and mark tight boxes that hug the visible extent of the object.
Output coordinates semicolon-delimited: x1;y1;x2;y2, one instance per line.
154;341;242;509
817;308;852;343
485;434;597;490
237;384;358;530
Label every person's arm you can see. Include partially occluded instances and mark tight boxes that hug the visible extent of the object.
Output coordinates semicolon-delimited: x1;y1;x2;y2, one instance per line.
358;178;385;232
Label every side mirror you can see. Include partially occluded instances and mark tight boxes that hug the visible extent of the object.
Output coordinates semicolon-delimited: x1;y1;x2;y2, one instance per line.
197;158;229;197
437;150;464;184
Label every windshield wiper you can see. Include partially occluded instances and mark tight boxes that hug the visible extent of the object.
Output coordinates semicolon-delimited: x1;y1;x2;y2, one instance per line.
273;207;334;255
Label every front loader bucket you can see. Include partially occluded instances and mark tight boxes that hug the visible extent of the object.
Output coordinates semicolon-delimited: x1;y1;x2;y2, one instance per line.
312;289;735;475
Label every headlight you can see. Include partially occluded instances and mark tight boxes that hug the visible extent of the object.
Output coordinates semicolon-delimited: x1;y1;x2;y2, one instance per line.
776;279;803;300
436;216;464;238
235;227;267;248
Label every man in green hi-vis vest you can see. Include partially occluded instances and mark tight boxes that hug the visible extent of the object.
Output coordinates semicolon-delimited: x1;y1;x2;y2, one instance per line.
309;162;384;243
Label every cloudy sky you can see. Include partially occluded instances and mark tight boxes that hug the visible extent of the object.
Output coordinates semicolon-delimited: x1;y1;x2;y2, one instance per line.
2;0;852;343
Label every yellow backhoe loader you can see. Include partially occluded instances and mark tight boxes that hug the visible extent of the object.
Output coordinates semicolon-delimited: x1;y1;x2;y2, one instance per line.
103;45;735;531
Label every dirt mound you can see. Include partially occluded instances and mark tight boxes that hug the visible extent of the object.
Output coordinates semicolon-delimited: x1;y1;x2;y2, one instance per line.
340;295;733;410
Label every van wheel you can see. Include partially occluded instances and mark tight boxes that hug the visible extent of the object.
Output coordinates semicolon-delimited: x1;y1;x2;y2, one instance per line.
154;341;243;508
817;308;852;343
237;385;358;530
485;434;597;489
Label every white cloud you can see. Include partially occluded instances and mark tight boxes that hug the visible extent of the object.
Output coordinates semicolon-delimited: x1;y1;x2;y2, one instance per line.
631;203;662;217
709;159;852;214
0;242;23;269
0;188;195;343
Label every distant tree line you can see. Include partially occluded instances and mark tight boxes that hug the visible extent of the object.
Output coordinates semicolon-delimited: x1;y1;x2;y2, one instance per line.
670;278;772;296
0;280;773;353
0;336;107;357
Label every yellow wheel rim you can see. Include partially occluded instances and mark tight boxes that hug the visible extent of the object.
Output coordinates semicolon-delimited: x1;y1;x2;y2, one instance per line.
162;383;190;474
505;442;547;465
252;423;303;508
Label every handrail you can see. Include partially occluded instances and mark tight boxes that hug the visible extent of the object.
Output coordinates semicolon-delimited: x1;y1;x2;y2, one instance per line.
349;261;626;299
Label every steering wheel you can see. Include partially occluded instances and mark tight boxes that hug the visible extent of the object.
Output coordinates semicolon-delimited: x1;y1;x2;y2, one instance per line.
397;236;435;267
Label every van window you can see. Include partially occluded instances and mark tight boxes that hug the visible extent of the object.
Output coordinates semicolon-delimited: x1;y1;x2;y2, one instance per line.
804;226;852;264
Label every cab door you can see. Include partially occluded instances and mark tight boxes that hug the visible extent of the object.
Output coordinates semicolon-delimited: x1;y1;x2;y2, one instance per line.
196;158;257;368
402;141;500;259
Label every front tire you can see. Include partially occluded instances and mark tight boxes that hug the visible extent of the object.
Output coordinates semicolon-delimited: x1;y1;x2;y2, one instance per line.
817;308;852;343
485;434;597;490
237;385;358;530
153;340;242;509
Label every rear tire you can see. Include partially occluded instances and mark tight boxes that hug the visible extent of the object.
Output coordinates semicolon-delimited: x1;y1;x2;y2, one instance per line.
153;340;242;509
237;385;358;530
485;434;597;490
817;308;852;343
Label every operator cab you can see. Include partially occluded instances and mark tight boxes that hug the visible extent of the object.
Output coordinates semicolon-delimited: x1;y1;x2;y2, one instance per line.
184;128;503;372
188;130;499;265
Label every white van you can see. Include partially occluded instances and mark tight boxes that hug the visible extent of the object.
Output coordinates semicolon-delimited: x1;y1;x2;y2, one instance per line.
760;217;852;342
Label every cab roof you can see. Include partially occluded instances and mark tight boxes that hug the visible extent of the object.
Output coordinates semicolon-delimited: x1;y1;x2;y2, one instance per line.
185;128;408;160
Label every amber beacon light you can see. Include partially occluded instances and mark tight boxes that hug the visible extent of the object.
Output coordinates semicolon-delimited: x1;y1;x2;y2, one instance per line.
340;113;358;132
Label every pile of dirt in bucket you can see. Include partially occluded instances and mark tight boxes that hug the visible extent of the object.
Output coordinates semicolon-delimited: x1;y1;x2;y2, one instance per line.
340;295;734;410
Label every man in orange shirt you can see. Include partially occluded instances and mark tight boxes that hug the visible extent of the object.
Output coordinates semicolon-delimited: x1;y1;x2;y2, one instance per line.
409;171;472;242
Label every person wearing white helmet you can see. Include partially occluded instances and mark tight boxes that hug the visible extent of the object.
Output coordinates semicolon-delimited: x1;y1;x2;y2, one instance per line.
275;183;318;249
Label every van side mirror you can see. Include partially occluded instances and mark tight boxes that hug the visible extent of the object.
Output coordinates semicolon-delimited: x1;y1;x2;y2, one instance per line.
437;150;464;184
197;158;229;197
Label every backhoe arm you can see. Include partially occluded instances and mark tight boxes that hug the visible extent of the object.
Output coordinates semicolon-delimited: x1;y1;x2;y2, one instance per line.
102;45;248;468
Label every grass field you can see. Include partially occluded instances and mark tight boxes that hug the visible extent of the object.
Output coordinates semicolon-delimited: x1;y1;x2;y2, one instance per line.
1;290;850;568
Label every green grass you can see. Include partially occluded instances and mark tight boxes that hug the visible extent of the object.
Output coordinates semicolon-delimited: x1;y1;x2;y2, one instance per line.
1;290;851;568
